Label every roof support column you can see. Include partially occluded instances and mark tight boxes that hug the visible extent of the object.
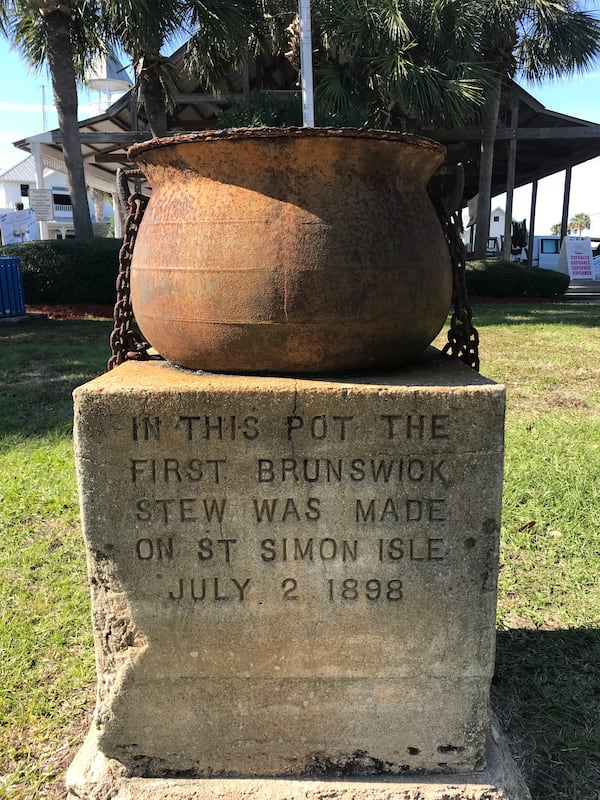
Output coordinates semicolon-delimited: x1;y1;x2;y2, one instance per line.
527;179;538;266
31;140;49;240
111;192;122;238
560;166;572;240
502;94;519;261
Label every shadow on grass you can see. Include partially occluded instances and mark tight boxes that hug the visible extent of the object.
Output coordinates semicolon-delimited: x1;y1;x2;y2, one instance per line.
471;303;600;328
0;317;113;437
493;627;600;800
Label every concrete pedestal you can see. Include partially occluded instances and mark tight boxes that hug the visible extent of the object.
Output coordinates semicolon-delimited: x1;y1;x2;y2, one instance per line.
68;351;528;798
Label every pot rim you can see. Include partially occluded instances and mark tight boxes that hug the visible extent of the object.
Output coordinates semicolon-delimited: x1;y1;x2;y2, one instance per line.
128;126;446;161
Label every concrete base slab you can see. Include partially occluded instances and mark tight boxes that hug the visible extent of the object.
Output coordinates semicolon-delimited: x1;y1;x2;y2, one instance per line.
67;717;531;800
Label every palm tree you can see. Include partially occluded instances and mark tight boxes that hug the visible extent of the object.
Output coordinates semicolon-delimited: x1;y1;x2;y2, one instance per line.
183;0;268;100
569;212;590;235
472;0;600;258
101;0;268;138
98;0;182;137
550;223;561;235
0;0;96;239
289;0;491;131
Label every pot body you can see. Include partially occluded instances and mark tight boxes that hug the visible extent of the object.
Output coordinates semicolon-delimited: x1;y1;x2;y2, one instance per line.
129;128;452;374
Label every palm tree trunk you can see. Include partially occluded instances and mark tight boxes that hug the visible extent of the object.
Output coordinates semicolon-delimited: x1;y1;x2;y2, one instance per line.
136;53;169;138
92;188;105;222
473;74;502;258
44;6;93;240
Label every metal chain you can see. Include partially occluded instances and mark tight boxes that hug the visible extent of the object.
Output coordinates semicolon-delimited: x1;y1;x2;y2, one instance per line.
108;170;153;370
439;210;480;372
427;164;480;372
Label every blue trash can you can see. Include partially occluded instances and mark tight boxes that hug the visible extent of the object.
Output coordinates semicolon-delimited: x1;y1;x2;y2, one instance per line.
0;256;26;318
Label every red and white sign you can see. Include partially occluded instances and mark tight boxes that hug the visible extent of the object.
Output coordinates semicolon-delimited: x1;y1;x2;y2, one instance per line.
557;237;594;279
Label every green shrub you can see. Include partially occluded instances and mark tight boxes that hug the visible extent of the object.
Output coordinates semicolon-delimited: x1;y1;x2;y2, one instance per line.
0;238;122;304
217;90;368;129
466;259;570;298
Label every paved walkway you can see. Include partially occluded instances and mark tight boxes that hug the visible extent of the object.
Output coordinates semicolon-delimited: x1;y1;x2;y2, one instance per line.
564;279;600;303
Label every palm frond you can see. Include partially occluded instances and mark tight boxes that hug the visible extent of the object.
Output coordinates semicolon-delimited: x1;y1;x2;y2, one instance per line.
314;60;359;113
8;1;103;77
516;7;600;81
101;0;183;53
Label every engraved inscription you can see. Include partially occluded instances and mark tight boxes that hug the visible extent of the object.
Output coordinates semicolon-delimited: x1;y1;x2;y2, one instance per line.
178;415;259;441
257;457;449;485
260;538;358;562
136;537;174;561
356;498;446;523
197;538;237;562
286;414;355;440
132;415;161;441
281;577;299;600
380;414;449;440
378;537;445;561
327;578;403;602
123;408;459;607
130;458;226;484
135;497;226;524
253;497;321;522
169;577;251;602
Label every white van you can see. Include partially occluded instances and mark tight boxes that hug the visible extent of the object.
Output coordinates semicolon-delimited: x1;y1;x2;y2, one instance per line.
528;236;561;270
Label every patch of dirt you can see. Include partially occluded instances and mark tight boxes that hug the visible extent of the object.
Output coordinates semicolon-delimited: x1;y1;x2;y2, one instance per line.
542;393;591;411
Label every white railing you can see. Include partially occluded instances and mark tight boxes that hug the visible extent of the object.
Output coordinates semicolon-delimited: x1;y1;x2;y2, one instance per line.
43;155;66;174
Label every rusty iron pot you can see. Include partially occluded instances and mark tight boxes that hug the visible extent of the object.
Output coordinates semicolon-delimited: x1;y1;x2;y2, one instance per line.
128;128;452;374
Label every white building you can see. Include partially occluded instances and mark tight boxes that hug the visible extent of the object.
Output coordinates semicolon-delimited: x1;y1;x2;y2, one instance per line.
463;202;515;256
0;50;131;243
488;206;507;241
0;155;115;242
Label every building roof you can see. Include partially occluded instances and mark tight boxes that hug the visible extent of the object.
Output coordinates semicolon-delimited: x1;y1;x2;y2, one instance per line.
12;48;296;194
11;49;600;206
434;82;600;200
0;156;37;182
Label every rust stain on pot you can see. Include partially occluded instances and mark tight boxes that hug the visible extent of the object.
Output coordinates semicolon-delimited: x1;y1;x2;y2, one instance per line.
128;127;452;374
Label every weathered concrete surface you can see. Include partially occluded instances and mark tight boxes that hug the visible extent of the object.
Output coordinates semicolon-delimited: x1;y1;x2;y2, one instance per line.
72;350;506;779
67;717;531;799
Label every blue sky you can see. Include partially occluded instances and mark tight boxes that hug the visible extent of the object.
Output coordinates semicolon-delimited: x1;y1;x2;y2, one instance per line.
0;39;131;166
0;38;599;234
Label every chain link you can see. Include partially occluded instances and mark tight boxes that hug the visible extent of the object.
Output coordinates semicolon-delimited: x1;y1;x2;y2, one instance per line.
439;210;480;372
108;170;153;370
429;164;480;372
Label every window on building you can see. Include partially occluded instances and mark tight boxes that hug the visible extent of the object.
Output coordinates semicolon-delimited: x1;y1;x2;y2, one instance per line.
541;239;560;254
20;184;29;197
493;215;500;222
53;192;71;206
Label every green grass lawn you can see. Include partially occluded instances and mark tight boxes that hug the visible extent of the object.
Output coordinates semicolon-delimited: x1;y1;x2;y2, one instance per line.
1;306;599;799
437;304;600;800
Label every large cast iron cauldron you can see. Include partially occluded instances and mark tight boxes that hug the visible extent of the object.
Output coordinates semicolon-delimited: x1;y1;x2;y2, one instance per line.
128;127;452;374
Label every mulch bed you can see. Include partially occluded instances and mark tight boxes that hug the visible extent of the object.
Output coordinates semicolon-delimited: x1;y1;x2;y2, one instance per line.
26;303;115;319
